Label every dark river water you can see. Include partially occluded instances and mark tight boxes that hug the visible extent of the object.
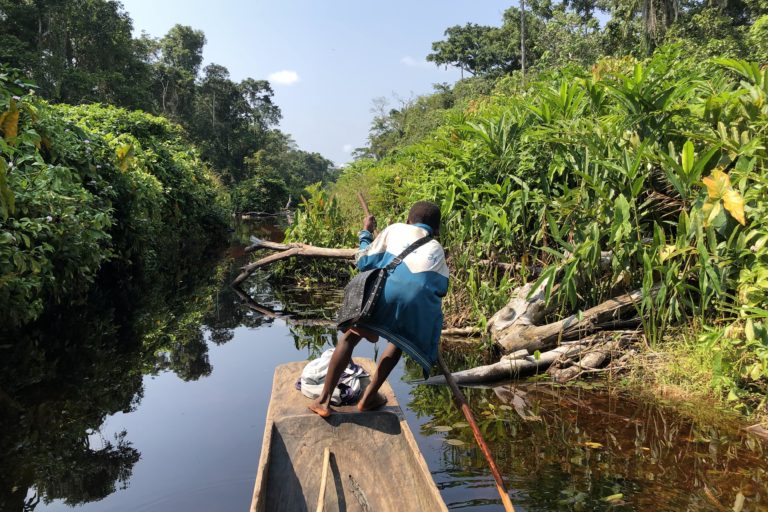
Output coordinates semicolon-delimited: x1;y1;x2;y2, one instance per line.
3;220;768;512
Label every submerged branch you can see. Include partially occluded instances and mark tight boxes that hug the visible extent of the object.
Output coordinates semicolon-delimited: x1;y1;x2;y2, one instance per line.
233;286;483;337
232;286;338;327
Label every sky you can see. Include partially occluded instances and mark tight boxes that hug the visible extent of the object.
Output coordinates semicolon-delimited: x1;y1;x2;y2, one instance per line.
120;0;518;165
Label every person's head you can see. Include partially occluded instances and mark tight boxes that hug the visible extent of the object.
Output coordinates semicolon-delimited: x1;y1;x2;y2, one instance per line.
407;201;441;235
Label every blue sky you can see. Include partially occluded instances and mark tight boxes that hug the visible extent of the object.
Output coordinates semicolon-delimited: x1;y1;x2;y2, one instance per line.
121;0;518;165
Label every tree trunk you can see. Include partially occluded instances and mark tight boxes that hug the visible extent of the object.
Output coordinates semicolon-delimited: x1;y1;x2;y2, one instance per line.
232;238;356;286
495;286;653;354
422;343;590;385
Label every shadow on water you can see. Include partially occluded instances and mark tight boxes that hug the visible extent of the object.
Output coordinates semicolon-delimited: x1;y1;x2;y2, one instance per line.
2;217;767;512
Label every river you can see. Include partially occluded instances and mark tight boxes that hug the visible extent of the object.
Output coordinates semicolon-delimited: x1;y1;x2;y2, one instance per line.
3;219;767;511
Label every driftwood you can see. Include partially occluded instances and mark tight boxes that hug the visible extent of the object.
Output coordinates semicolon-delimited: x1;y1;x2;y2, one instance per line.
487;280;550;338
494;286;654;354
232;238;356;286
423;343;590;385
547;336;630;383
424;330;642;386
441;326;482;336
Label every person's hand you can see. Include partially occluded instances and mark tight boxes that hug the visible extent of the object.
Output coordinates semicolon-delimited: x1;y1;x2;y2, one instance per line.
363;215;376;232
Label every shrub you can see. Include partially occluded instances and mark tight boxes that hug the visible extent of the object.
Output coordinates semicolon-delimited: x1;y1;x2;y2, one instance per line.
0;67;230;327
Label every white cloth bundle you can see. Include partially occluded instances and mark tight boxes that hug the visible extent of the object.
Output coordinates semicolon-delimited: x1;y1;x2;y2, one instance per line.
298;349;370;405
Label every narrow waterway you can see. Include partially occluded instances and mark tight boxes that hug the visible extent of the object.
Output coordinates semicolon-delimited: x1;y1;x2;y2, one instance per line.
3;220;767;512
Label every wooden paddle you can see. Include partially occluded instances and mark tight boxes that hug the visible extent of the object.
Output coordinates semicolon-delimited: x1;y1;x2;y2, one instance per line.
354;192;515;511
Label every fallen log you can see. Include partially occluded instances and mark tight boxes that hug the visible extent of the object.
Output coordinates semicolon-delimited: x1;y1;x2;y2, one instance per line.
495;286;655;354
487;280;550;337
548;339;622;383
232;239;356;286
424;330;642;386
422;343;589;385
244;237;309;253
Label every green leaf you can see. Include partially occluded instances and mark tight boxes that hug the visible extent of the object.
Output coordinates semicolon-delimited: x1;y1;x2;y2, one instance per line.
0;158;14;220
116;143;135;172
681;140;694;174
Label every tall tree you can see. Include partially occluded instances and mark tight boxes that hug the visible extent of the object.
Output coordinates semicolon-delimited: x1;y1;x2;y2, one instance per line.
0;0;153;107
152;24;206;118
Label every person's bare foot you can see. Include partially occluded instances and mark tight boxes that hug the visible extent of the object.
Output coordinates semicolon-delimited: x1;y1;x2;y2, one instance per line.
308;400;332;418
357;392;388;412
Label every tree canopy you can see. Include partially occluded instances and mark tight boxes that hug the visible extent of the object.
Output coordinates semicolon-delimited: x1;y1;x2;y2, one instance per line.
0;2;334;209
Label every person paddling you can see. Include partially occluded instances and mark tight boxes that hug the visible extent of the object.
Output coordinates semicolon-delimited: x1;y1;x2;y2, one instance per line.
309;201;449;417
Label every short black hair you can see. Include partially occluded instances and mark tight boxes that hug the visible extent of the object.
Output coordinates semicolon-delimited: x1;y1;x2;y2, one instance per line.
407;201;441;233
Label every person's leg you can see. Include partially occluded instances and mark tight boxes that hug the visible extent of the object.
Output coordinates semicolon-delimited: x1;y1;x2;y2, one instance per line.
308;330;361;417
358;343;402;411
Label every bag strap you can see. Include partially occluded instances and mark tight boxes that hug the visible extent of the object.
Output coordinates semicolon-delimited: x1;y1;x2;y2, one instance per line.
385;235;433;271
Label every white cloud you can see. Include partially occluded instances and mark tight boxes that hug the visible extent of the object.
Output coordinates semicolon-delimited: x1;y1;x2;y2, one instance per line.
401;56;431;68
342;144;353;153
268;70;300;86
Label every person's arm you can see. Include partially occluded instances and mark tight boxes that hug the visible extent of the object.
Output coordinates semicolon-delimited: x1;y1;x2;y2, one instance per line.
358;215;376;251
356;221;392;272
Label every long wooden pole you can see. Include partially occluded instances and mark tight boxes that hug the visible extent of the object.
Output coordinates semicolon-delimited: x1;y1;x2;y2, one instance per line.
357;191;371;218
437;351;516;512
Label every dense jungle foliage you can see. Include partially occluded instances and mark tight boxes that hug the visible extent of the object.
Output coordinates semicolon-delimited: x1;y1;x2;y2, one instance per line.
0;0;340;326
0;1;336;211
0;67;229;327
287;48;768;412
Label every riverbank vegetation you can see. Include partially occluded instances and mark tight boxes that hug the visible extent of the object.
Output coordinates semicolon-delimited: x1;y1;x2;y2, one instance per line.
0;68;230;326
0;1;338;327
279;1;768;416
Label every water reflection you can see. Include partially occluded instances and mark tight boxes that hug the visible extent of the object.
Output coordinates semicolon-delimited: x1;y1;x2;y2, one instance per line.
0;217;315;511
3;218;767;512
409;381;768;511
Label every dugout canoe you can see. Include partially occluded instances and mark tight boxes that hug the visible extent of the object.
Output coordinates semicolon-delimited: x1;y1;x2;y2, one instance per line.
250;359;447;512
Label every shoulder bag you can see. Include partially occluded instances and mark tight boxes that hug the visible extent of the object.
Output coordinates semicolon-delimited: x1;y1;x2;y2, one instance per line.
336;235;432;330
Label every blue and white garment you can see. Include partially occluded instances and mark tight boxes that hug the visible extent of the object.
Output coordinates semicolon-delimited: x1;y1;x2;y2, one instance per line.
353;222;449;377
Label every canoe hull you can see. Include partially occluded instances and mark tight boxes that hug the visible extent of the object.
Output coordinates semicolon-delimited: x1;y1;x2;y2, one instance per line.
251;359;447;512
